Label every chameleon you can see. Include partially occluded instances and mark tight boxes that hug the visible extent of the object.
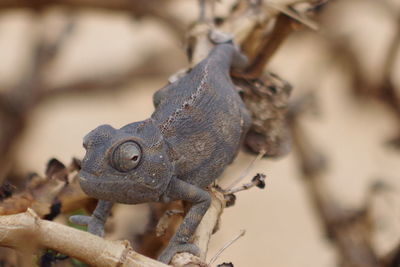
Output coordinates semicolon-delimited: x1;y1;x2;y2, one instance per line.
70;39;252;263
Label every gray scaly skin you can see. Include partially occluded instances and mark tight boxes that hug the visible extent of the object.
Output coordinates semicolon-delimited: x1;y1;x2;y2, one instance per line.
70;42;252;264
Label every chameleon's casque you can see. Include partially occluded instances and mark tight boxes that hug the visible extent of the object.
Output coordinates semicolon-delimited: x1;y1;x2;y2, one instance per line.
71;42;252;263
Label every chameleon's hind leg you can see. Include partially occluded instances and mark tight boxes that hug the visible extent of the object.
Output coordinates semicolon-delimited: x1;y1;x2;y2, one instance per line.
158;177;211;263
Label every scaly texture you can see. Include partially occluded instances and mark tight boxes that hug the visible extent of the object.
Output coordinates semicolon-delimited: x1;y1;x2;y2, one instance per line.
70;42;251;264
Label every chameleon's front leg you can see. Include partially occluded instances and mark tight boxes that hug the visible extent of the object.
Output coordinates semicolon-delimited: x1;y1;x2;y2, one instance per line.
158;177;211;263
69;200;113;236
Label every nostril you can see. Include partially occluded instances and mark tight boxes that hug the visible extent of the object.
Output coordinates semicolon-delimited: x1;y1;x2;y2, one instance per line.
83;134;91;149
82;139;89;150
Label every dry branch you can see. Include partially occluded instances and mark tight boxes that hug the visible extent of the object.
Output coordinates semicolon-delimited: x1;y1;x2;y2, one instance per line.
0;189;226;267
0;158;94;217
0;209;169;267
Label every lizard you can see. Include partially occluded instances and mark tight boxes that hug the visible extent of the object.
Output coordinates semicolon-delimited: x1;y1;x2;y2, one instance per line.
70;37;252;264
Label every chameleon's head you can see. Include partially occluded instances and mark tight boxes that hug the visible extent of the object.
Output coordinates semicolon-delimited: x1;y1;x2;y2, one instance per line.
78;119;174;204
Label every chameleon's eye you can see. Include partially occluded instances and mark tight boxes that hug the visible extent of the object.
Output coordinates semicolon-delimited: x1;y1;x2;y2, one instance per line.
111;141;142;172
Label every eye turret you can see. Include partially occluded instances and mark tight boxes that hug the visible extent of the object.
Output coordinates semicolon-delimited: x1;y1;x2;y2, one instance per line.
111;141;142;172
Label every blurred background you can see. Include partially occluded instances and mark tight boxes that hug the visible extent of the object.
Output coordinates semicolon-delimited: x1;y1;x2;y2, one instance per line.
0;0;399;266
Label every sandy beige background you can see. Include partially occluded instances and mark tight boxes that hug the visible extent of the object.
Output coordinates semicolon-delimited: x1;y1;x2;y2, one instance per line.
1;1;399;266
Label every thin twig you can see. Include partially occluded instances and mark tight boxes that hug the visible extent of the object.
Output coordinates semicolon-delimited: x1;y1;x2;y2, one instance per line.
224;173;266;194
226;150;265;189
208;230;246;265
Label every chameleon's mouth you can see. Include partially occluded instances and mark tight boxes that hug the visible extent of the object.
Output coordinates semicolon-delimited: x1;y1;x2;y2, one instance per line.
79;170;130;186
78;170;122;200
78;170;165;204
78;170;126;188
78;170;103;184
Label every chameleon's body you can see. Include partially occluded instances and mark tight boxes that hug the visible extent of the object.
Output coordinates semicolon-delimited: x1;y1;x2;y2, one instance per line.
72;43;252;263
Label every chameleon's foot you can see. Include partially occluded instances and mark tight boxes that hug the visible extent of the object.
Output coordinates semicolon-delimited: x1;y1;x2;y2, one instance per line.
209;29;233;44
69;215;105;237
158;242;200;264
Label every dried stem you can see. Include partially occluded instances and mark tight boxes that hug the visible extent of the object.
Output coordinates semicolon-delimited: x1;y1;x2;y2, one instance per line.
224;173;266;194
0;189;226;267
208;229;245;265
226;151;265;189
0;209;169;267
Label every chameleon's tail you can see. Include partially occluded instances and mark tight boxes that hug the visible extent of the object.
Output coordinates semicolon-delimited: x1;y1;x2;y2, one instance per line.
208;43;248;72
231;45;249;69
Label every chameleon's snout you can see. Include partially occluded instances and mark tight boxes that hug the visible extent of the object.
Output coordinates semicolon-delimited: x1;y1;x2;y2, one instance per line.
78;170;97;197
78;170;121;201
78;169;167;204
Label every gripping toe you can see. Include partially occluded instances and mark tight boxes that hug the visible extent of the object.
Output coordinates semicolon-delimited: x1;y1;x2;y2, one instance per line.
158;242;200;264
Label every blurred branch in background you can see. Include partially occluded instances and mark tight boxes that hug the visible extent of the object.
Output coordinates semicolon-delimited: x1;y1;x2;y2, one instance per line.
0;2;184;186
324;0;400;146
0;12;75;185
288;96;379;267
0;0;186;38
288;91;399;267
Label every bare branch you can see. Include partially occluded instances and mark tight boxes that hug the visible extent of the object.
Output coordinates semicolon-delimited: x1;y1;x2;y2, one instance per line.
0;209;169;267
170;189;226;266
